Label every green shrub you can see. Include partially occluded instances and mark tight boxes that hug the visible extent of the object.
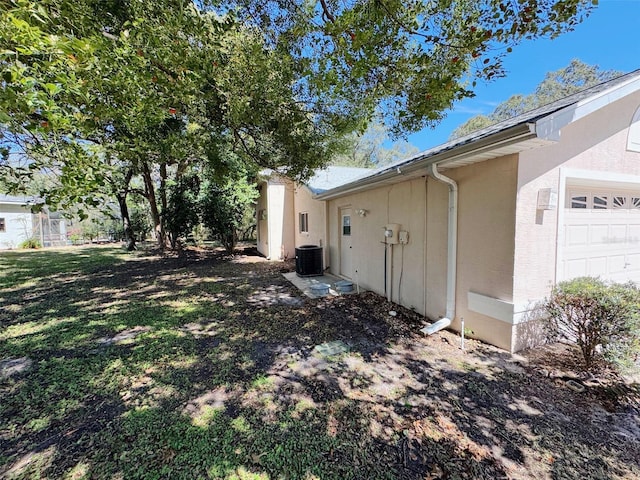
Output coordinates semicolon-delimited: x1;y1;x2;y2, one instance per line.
19;238;42;249
544;277;640;371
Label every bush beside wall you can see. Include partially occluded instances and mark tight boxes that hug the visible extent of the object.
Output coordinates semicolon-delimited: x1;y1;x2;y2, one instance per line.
544;277;640;371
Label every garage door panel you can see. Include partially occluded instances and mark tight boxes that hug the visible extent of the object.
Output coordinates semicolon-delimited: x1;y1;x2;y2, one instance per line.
584;257;607;277
561;199;640;284
608;255;628;273
566;259;588;278
627;253;640;271
590;225;610;244
610;225;627;242
566;224;589;246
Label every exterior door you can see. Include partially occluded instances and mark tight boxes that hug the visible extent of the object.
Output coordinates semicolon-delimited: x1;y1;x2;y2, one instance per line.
560;190;640;283
340;208;353;279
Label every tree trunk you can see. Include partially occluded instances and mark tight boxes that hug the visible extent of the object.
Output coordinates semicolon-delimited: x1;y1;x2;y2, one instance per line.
142;162;164;249
159;162;168;247
117;169;136;251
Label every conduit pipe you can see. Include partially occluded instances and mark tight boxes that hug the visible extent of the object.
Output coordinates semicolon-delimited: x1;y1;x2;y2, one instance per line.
421;163;458;335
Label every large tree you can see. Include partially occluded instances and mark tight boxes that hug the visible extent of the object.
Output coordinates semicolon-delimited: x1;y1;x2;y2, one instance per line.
331;122;421;168
450;59;623;138
1;0;598;248
229;0;598;135
1;0;344;248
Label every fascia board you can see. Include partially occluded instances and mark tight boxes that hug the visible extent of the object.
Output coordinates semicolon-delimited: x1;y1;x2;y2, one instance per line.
536;75;640;141
314;123;536;201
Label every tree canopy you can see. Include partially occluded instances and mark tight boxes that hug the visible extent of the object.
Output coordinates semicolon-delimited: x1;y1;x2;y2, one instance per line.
0;0;599;248
330;122;420;168
228;0;597;135
449;59;623;139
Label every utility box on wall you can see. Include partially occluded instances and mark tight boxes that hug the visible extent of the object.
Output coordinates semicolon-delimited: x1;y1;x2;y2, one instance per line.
384;223;401;244
537;188;558;210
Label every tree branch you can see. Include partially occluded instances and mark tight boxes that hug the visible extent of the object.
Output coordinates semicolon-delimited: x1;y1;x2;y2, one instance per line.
319;0;336;23
101;30;177;82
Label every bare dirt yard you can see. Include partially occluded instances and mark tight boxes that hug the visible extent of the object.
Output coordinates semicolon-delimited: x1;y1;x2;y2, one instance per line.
1;245;639;479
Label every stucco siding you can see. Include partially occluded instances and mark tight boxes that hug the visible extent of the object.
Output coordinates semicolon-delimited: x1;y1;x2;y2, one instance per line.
293;186;326;249
424;178;448;320
447;155;518;350
327;178;428;315
0;205;33;249
325;158;517;351
282;182;295;260
262;180;296;260
256;181;269;257
514;92;640;311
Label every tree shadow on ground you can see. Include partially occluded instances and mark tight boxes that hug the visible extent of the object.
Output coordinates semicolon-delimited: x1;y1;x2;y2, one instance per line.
1;246;639;479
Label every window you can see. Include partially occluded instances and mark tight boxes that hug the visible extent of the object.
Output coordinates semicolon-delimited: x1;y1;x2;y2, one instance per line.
593;195;608;209
299;212;309;234
570;195;587;209
613;196;628;209
0;218;4;232
570;190;640;209
342;215;351;236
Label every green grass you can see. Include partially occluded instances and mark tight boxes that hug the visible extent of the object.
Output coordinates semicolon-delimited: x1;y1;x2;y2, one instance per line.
2;246;639;480
0;246;398;480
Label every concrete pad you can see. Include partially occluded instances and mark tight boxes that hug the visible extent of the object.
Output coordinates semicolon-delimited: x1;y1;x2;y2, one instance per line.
282;271;360;298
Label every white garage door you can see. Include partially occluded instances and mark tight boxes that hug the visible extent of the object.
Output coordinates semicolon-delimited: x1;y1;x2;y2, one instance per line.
560;190;640;284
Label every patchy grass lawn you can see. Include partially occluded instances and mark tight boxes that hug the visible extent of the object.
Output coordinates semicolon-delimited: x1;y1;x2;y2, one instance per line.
1;245;639;480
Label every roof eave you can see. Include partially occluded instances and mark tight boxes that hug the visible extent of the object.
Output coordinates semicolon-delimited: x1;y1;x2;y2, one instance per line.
315;123;541;201
535;73;640;141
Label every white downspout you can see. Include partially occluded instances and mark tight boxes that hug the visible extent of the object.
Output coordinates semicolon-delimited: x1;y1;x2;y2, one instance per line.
388;243;393;302
423;176;428;318
422;163;458;335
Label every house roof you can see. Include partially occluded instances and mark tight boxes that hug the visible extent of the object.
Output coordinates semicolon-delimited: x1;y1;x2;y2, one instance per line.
315;69;640;200
0;194;38;205
259;166;372;194
305;166;372;194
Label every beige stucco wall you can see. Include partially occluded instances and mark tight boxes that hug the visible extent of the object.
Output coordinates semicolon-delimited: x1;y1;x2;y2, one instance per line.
327;177;429;315
282;182;296;260
424;178;448;320
256;181;269;257
257;178;296;260
318;93;640;353
513;92;640;351
446;154;518;351
325;156;517;353
512;93;640;351
293;186;326;248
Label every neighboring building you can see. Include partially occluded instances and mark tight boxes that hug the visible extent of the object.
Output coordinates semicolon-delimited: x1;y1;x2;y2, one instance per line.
0;195;67;249
256;167;370;262
313;69;640;352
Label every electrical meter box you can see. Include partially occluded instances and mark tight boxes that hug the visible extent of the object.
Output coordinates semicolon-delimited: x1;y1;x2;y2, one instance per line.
384;224;401;244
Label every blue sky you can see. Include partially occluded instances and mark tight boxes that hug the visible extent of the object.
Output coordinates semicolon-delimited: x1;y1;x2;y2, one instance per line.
408;0;640;150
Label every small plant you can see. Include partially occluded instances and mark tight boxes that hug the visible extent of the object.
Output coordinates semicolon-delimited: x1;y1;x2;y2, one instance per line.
19;238;41;249
544;277;640;371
